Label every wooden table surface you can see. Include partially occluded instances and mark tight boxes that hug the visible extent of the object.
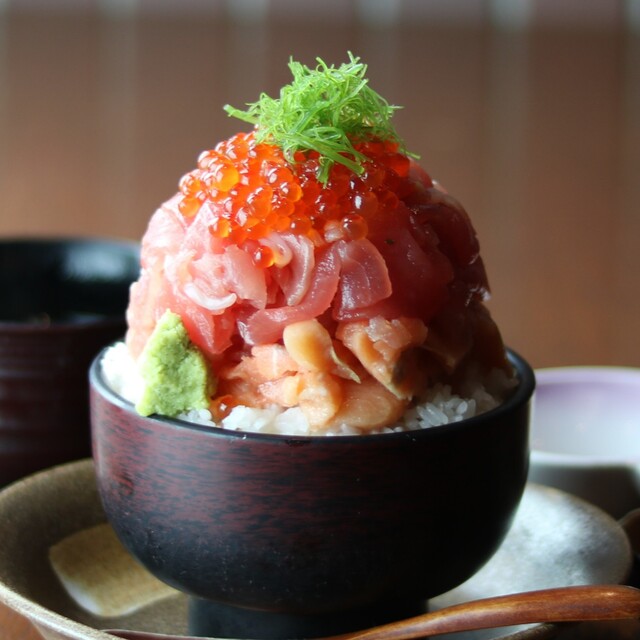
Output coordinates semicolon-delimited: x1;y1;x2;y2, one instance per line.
0;7;639;639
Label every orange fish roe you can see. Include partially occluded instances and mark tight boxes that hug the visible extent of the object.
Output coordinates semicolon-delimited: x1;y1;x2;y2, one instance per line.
176;131;418;258
210;394;240;421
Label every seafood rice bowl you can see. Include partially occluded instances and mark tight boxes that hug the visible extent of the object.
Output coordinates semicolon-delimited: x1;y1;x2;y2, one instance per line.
102;54;518;437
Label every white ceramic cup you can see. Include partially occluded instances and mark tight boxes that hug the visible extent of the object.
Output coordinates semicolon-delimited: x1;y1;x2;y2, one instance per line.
529;366;640;519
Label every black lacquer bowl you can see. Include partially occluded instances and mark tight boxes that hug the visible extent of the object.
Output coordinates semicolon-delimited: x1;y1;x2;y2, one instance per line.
90;349;534;639
0;237;140;486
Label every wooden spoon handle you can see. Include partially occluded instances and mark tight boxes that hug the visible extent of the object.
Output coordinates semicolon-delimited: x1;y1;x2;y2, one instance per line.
106;584;640;640
340;584;640;640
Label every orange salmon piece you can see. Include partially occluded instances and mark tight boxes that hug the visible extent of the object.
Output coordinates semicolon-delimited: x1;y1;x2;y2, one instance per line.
298;371;343;431
337;317;427;399
328;377;407;432
283;319;359;381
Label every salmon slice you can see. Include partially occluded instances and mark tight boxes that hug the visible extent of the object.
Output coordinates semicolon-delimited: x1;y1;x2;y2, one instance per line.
283;319;359;381
327;377;407;432
337;316;428;399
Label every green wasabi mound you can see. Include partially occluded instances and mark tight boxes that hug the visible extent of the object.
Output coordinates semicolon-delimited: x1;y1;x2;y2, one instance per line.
136;310;214;417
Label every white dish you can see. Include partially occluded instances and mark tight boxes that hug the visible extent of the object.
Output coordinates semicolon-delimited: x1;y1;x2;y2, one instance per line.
530;366;640;518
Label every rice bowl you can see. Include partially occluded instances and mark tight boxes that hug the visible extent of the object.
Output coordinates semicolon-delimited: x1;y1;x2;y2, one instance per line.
90;346;534;638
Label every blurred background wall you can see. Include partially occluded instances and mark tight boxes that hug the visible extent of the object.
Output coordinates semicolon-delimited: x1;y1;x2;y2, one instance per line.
0;0;638;30
0;0;639;367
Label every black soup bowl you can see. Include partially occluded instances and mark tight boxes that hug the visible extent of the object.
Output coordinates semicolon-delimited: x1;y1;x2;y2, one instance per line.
0;237;139;486
90;348;534;639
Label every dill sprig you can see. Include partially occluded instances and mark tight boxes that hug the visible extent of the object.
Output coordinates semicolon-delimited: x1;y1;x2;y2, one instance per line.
224;53;410;183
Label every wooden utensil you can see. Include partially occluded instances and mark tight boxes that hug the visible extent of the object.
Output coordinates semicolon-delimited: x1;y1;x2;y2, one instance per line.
106;584;640;640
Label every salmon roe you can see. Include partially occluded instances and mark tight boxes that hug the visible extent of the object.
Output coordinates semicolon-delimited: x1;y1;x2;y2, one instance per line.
176;131;422;256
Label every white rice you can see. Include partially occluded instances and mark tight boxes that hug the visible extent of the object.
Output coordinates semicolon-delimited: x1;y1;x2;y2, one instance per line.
101;342;516;436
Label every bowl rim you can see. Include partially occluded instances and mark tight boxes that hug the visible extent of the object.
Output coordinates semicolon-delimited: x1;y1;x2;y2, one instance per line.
530;449;640;468
532;365;640;467
90;346;535;443
0;235;140;331
534;365;640;385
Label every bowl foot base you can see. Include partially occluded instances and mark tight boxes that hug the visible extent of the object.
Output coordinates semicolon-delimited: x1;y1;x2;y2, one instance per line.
188;596;427;639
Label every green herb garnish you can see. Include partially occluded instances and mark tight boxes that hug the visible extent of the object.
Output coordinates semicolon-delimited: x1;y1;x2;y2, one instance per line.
224;53;411;183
